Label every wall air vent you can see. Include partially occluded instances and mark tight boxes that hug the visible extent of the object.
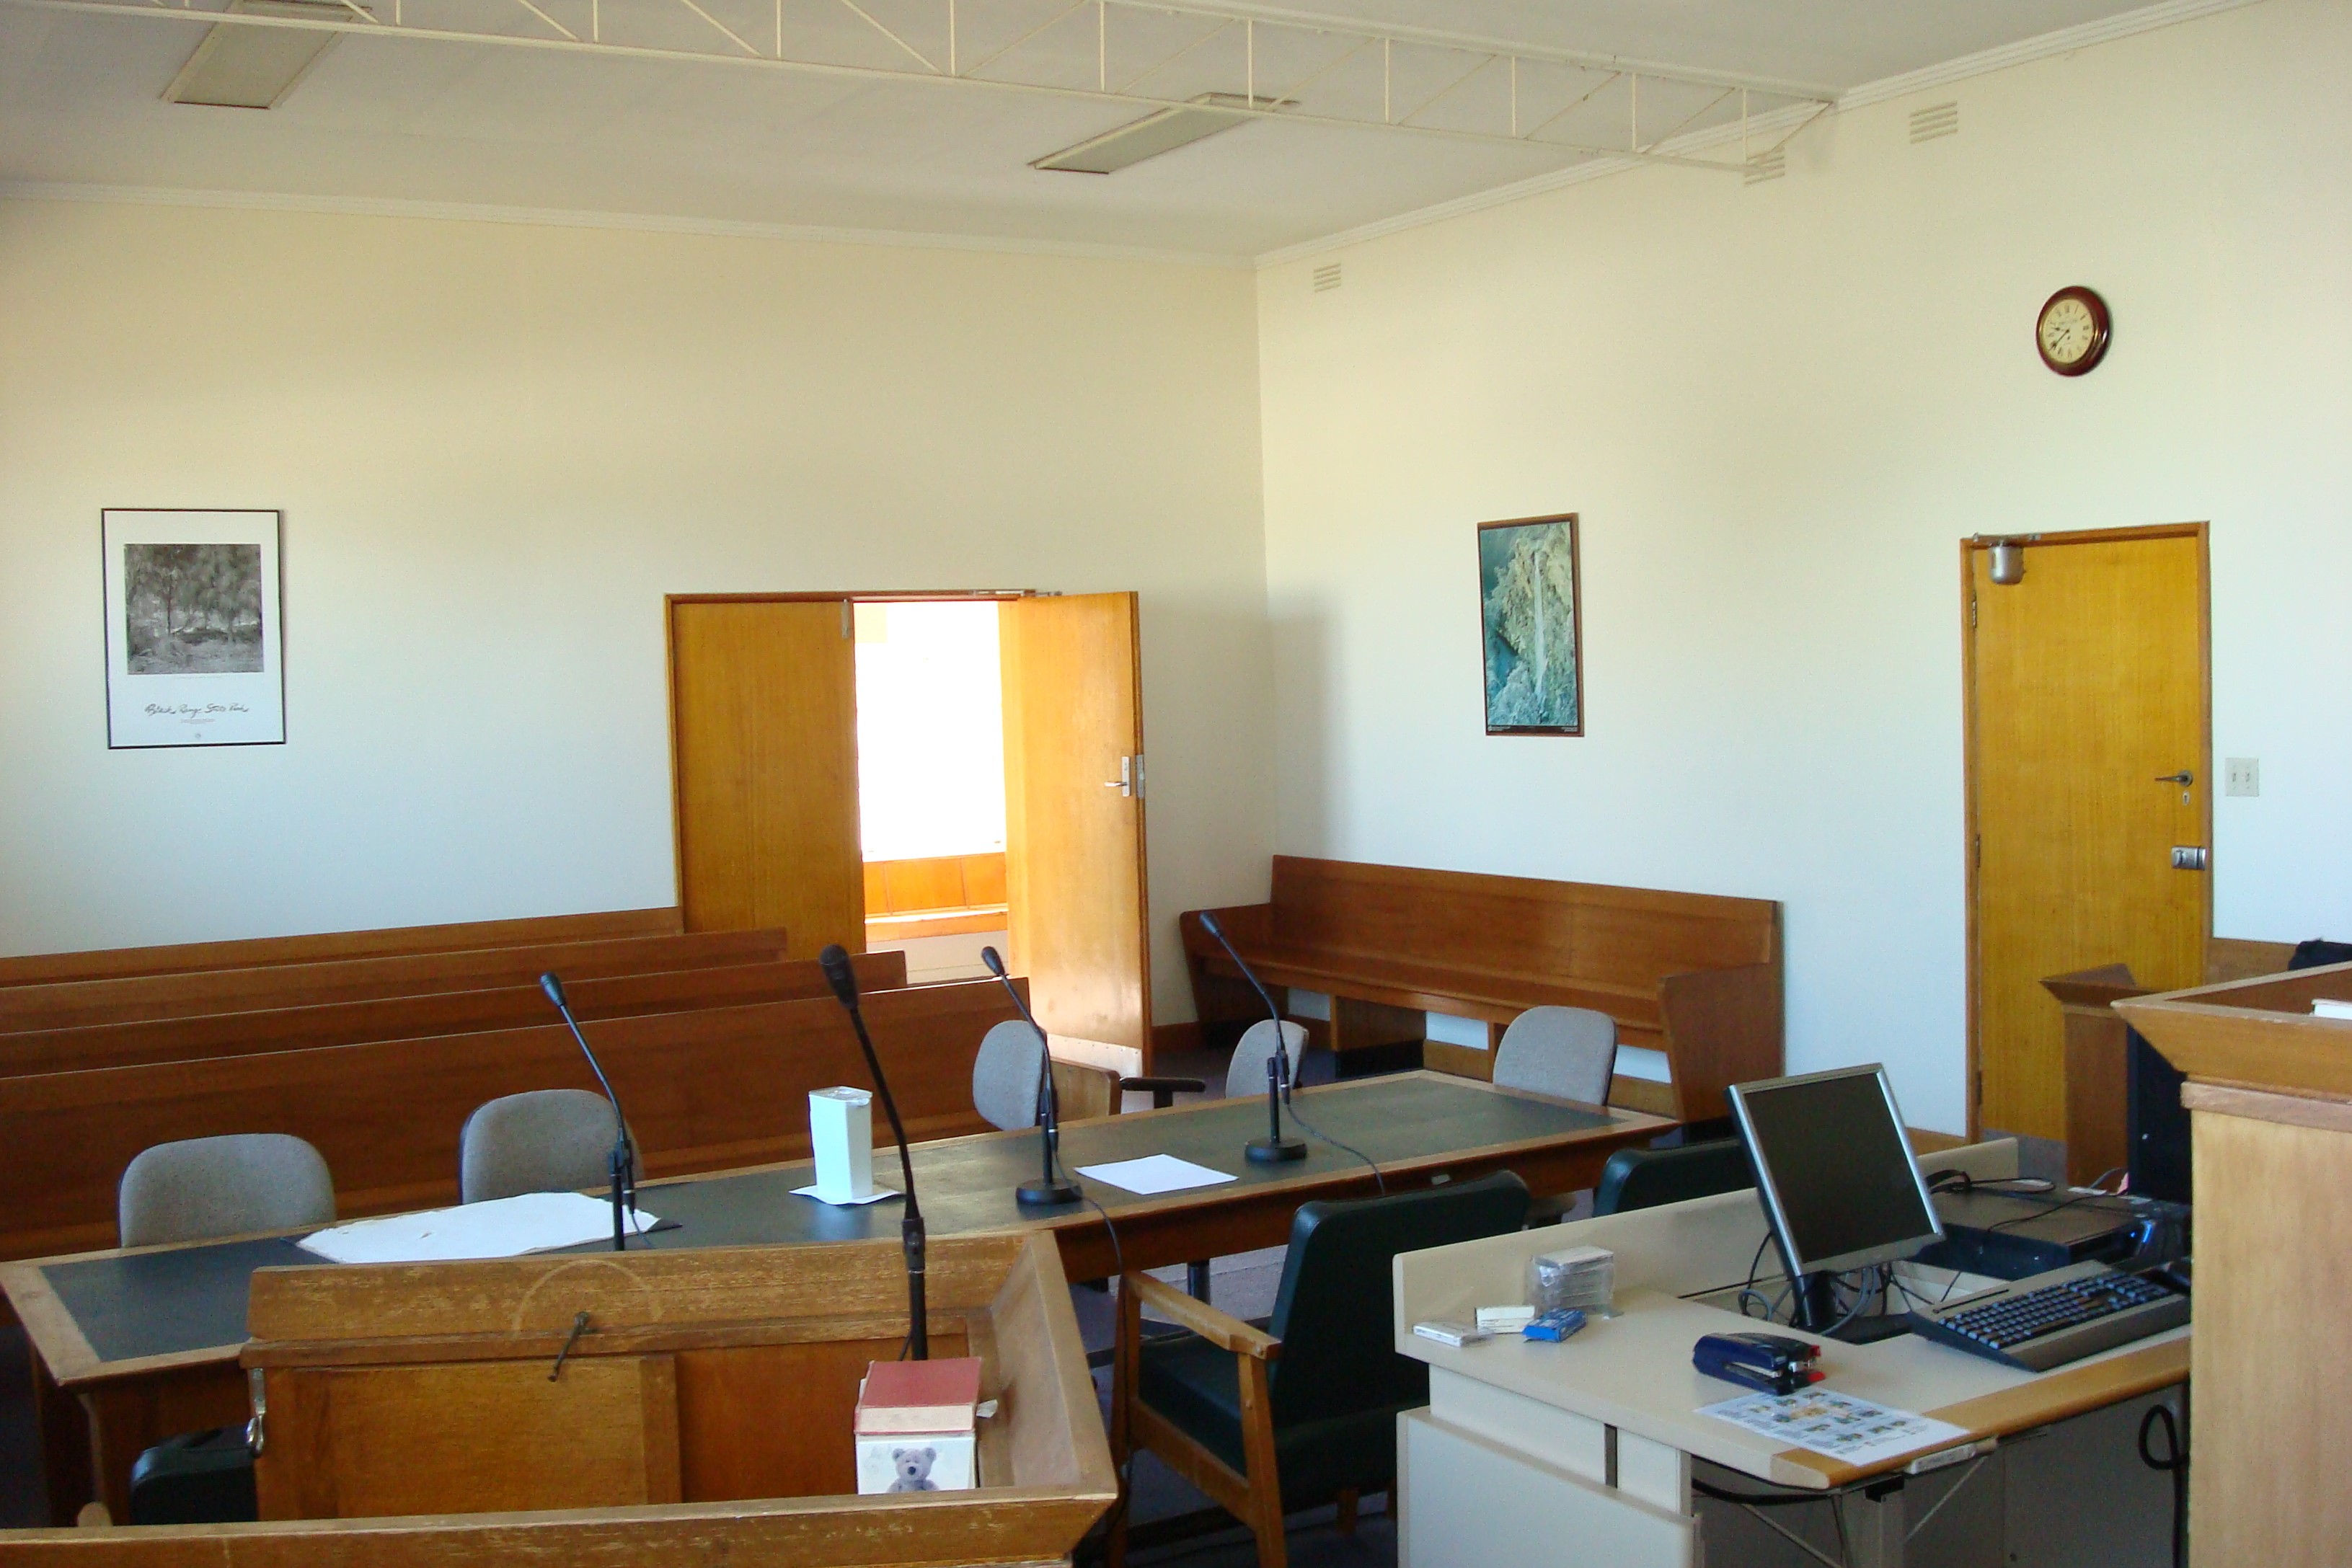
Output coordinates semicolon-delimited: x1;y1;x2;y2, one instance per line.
1312;262;1342;293
1910;102;1960;143
1743;149;1785;185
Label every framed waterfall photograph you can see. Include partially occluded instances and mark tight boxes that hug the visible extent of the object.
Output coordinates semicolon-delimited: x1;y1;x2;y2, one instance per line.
1478;513;1583;736
102;509;287;748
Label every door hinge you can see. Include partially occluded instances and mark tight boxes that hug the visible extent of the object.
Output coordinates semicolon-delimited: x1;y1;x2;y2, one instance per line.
1133;753;1145;801
1972;833;1981;871
1974;1069;1984;1107
841;601;852;639
1968;595;1977;629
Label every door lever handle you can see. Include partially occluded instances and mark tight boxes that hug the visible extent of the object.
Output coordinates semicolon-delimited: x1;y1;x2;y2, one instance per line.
2154;771;2193;785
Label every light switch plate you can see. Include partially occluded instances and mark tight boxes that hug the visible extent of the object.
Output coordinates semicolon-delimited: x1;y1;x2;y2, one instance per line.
2225;757;2260;797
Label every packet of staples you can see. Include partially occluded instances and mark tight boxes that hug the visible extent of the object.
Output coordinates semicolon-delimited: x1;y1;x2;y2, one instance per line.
1528;1245;1614;1315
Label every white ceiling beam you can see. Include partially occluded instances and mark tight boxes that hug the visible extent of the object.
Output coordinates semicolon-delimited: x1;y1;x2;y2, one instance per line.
1;0;1832;175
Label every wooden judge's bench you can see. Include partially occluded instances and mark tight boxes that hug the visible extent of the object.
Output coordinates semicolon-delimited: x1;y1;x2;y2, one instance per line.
2116;959;2352;1567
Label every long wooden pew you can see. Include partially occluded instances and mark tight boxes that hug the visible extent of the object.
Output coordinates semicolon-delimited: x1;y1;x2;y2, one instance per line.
0;928;791;1035
0;951;908;1079
0;975;1015;1262
1185;856;1782;1124
0;908;682;990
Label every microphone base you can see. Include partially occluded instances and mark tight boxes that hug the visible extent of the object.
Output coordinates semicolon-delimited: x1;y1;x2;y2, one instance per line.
1246;1137;1308;1164
1016;1177;1085;1208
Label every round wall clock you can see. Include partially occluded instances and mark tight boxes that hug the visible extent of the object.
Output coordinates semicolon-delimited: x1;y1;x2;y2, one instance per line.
2035;286;2110;376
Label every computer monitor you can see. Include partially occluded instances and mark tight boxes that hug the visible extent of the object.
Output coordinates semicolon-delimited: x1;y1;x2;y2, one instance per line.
1728;1066;1943;1336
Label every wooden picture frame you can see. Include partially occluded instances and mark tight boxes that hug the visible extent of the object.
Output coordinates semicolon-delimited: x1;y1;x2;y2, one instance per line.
1478;513;1583;736
102;508;286;748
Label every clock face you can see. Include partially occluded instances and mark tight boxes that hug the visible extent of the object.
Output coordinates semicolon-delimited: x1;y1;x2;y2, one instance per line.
2036;287;2110;375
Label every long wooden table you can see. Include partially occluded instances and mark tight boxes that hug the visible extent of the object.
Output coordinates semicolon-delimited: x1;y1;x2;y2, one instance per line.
4;1071;1664;1526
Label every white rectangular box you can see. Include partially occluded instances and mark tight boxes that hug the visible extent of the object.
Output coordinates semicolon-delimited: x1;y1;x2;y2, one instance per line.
809;1086;878;1202
856;1431;977;1494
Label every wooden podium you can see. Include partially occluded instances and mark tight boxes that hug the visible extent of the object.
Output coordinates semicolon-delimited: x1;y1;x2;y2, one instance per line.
12;1233;1114;1564
2116;960;2352;1568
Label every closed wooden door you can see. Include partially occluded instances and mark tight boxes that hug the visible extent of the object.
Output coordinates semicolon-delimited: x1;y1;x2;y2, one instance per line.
1966;529;2209;1143
669;598;863;953
1002;593;1151;1055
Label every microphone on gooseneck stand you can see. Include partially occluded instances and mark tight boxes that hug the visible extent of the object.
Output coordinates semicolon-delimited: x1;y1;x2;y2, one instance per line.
538;972;637;1253
818;944;929;1360
1197;913;1306;1165
981;947;1083;1208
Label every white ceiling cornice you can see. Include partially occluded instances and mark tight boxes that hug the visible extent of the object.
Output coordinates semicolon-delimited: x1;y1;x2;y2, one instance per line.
0;180;1257;270
1251;0;2265;270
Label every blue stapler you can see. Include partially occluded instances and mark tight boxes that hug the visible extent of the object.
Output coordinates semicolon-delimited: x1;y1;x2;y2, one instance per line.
1693;1332;1823;1396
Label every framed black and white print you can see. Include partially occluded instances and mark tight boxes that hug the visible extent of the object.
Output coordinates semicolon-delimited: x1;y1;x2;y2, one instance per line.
102;509;286;748
1478;513;1583;736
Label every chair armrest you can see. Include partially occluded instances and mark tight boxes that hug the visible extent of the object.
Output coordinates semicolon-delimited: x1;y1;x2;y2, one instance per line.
1123;1272;1282;1360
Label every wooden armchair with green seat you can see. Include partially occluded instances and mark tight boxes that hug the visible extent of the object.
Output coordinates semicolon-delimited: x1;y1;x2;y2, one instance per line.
1108;1171;1532;1568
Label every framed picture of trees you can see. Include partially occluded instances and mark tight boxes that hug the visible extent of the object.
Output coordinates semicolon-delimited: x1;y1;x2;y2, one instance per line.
1478;513;1583;736
101;510;286;748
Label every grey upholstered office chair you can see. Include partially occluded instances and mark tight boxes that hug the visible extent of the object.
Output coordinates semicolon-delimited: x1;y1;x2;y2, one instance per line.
459;1088;623;1204
118;1133;336;1249
1491;1006;1618;1104
973;1019;1049;1132
1225;1019;1310;1099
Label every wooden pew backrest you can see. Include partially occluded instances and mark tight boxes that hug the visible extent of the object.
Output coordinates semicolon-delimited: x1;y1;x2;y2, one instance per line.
0;928;791;1035
1266;856;1776;985
0;951;908;1079
0;908;679;989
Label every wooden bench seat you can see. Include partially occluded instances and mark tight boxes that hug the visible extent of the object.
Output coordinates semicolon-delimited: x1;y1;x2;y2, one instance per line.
0;927;791;1035
0;971;1014;1262
0;951;907;1079
1183;856;1782;1122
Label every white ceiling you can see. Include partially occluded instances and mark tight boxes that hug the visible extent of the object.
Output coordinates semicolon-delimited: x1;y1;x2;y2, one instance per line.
0;0;2175;260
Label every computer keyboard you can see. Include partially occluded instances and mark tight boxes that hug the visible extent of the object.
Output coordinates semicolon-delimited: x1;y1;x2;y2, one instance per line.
1908;1259;2190;1371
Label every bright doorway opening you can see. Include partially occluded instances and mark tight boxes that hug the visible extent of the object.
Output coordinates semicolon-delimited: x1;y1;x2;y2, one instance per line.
854;601;1009;981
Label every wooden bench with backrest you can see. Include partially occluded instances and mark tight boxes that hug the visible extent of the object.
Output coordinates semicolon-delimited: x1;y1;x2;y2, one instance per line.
0;962;1007;1262
1182;856;1781;1124
0;951;908;1078
0;927;792;1035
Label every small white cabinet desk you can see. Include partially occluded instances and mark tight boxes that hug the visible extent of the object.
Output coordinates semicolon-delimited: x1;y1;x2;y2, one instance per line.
1392;1140;2188;1568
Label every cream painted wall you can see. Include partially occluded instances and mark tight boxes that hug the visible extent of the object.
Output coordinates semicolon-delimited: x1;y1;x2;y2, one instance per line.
0;200;1273;1027
1257;0;2352;1132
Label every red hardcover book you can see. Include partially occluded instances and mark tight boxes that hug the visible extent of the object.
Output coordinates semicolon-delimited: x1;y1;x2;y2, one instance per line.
855;1356;983;1435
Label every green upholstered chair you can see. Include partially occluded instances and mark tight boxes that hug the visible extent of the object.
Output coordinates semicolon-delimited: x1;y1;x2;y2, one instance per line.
1109;1171;1531;1568
1592;1137;1754;1216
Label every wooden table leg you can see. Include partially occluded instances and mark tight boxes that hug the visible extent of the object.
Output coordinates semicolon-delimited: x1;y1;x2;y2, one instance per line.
32;1351;94;1527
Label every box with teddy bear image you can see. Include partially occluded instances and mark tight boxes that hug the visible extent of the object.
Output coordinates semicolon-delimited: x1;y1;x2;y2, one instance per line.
854;1355;983;1494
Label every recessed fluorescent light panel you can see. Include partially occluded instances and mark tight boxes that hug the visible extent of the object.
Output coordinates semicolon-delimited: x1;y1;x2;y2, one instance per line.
165;0;350;110
1033;92;1296;174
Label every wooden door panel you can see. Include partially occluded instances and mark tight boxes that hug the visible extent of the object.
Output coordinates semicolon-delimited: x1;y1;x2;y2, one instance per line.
671;600;864;953
1971;533;2207;1142
1002;593;1151;1055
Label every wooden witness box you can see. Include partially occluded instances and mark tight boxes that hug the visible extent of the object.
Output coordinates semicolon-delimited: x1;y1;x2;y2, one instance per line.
2115;960;2352;1568
21;1234;1112;1564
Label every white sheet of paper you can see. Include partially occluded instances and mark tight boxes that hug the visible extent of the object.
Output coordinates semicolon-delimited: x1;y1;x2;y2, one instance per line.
792;1183;901;1206
297;1191;661;1264
1699;1388;1972;1469
1074;1154;1238;1195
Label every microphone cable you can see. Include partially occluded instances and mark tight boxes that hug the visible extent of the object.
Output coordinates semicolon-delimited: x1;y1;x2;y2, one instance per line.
1278;1089;1387;1195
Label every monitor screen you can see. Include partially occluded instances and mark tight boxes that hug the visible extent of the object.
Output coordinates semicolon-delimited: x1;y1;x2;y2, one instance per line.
1730;1066;1942;1278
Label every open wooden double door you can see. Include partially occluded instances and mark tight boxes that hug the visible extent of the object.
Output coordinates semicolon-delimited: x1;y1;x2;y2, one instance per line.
666;592;1152;1057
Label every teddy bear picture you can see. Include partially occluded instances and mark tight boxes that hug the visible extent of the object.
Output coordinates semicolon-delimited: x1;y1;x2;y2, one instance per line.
887;1446;940;1492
